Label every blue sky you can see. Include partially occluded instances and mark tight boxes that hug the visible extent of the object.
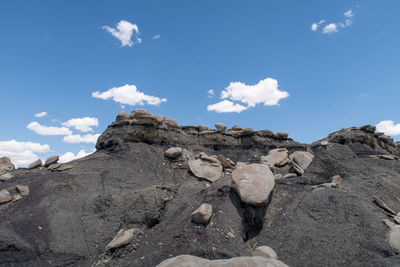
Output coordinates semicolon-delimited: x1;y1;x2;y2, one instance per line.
1;0;400;166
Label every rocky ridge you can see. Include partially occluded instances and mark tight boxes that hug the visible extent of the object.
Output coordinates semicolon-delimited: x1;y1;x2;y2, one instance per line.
1;109;400;266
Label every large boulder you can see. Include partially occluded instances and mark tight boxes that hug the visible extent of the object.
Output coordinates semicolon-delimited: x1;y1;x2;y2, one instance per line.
0;156;14;175
261;148;290;167
215;123;227;133
191;203;212;225
289;151;314;170
156;255;288;267
384;220;400;253
232;163;275;206
28;159;42;169
188;155;223;182
44;155;59;167
164;147;183;159
106;228;143;250
0;189;13;204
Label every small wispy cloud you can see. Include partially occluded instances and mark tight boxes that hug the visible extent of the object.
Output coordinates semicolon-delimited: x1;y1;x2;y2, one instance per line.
103;20;141;47
207;89;214;98
27;122;72;136
34;112;47;118
153;34;161;40
312;9;355;35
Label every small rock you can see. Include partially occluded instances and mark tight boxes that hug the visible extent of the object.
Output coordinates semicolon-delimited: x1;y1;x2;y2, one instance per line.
231;125;244;131
153;115;166;124
189;158;223;182
0;173;13;182
197;124;209;131
273;132;289;139
283;173;297;179
166;118;178;127
164;147;183;159
380;154;397;160
28;159;42;169
253;246;278;259
227;232;235;238
131;109;152;118
289;151;314;170
320;141;329;146
261;148;290;167
116;110;128;121
216;155;234;169
199;152;221;164
0;157;14;175
215;123;227;133
106;228;143;250
191;203;212;225
44;155;59;167
369;155;379;159
0;189;13;204
274;174;283;179
16;185;29;196
291;162;304;176
383;219;400;254
331;175;343;186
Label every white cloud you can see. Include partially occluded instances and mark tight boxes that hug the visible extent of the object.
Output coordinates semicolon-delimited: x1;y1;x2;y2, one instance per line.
59;149;92;163
92;84;167;106
311;20;325;31
207;89;214;98
62;117;99;132
153;34;161;40
322;23;338;34
63;134;100;144
207;100;248;113
376;120;400;136
35;112;47;118
344;9;354;18
27;122;72;136
103;20;141;47
0;140;50;166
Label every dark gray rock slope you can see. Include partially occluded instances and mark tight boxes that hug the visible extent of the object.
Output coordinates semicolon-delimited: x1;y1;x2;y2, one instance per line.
1;110;400;266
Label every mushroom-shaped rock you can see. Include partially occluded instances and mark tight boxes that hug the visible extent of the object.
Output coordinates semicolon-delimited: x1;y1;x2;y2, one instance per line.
156;255;288;267
16;185;29;196
0;173;13;182
188;158;223;182
215;123;227;133
261;148;290;167
28;159;42;169
44;155;59;167
253;246;278;259
191;203;212;224
384;219;400;253
164;147;183;159
289;151;314;170
0;189;13;204
232;163;275;207
106;228;143;250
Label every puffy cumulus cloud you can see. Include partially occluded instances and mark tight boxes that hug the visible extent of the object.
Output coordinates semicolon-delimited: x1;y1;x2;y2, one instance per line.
207;78;289;113
311;20;325;31
92;84;167;106
62;117;99;132
153;34;161;40
59;149;92;163
63;134;100;144
0;140;50;166
34;112;47;118
103;20;141;47
207;100;247;113
376;120;400;136
322;23;338;34
27;122;72;136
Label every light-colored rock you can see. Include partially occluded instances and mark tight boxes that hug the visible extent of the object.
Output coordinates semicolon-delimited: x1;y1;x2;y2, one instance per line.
289;151;314;170
28;159;42;169
153;115;166;124
164;147;183;159
156;255;288;267
199;152;221;164
232;163;275;207
0;157;14;175
384;219;400;253
0;157;13;166
274;174;283;179
16;185;29;196
106;228;143;250
197;124;209;131
131;109;152;118
0;189;13;204
191;203;212;224
166;118;178;127
216;155;235;169
331;175;343;186
283;173;297;179
261;148;290;167
369;155;379;159
0;173;13;182
380;154;397;160
215;123;227;132
253;246;278;259
320;141;329;146
313;175;343;190
116;110;128;121
291;162;304;176
231;125;244;131
273;132;289;139
45;155;59;167
188;158;223;182
394;212;400;225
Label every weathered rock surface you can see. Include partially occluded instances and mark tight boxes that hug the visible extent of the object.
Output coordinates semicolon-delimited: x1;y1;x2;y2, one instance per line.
384;220;400;253
156;255;288;267
215;123;227;133
0;173;13;182
253;245;278;259
191;203;212;224
261;148;290;167
16;185;29;196
0;157;14;175
28;159;42;169
44;155;59;167
289;151;314;170
164;147;183;159
232;163;275;206
106;229;143;250
0;189;13;204
188;157;223;182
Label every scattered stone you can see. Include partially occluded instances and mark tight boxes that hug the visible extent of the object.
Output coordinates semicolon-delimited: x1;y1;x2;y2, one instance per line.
283;173;297;179
369;155;379;159
199;152;221;164
232;163;275;207
227;232;235;238
231;125;243;131
13;194;22;201
44;155;59;167
261;148;290;167
106;228;143;250
313;175;343;190
188;157;223;182
48;164;73;172
16;185;29;196
373;195;396;215
216;155;235;169
273;132;289;139
0;189;13;204
166;118;178;127
331;175;343;186
289;151;314;170
320;141;329;146
274;174;283;179
256;129;274;137
164;147;183;159
383;219;400;253
253;246;278;259
0;173;13;182
215;123;227;133
156;255;288;267
131;109;152;118
28;159;42;169
191;203;212;225
380;154;397;160
197;124;209;131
